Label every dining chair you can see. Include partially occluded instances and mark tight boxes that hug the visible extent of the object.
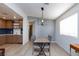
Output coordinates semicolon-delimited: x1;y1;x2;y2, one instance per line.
48;35;52;42
44;35;52;56
32;35;40;55
48;35;52;56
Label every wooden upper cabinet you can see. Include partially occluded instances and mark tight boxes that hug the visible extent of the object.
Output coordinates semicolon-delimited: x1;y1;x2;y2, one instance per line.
13;20;23;29
0;19;13;29
0;19;23;29
0;19;6;28
5;20;13;29
19;21;23;28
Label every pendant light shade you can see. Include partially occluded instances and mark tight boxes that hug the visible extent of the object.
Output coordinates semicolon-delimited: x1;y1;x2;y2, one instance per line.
41;7;44;25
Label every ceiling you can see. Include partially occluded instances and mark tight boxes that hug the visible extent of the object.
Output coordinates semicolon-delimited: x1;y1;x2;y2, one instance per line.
15;3;75;20
0;3;22;20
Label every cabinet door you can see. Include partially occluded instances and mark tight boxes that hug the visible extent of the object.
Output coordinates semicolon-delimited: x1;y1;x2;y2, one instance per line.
12;35;22;44
0;36;5;45
0;20;6;28
6;35;13;43
19;21;23;28
0;20;13;28
6;20;13;28
6;35;22;44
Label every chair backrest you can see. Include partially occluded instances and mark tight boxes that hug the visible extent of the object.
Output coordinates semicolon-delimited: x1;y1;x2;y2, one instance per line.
48;35;52;41
31;35;36;42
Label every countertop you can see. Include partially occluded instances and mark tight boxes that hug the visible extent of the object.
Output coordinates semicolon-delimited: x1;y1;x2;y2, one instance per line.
0;34;22;36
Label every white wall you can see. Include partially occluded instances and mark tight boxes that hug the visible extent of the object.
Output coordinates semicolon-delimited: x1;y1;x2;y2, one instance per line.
55;4;79;55
33;19;55;41
23;17;29;45
4;3;29;45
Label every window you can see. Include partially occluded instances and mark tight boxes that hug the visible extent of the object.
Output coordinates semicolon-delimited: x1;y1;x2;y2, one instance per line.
60;13;78;37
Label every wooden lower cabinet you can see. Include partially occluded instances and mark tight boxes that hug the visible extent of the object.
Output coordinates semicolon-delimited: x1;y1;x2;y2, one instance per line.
5;35;22;44
0;36;6;45
13;35;22;44
0;35;22;45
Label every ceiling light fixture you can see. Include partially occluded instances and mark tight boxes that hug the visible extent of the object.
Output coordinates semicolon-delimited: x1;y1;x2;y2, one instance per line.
41;7;44;26
14;16;16;19
3;17;6;19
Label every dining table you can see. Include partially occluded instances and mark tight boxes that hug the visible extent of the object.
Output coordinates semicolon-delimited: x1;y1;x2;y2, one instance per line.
34;37;50;56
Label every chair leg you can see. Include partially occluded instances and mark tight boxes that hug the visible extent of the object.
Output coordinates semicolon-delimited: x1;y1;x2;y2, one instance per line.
32;45;34;56
70;47;71;56
32;51;33;55
49;43;51;56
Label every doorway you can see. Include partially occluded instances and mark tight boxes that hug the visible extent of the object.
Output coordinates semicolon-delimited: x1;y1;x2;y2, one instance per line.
29;22;33;41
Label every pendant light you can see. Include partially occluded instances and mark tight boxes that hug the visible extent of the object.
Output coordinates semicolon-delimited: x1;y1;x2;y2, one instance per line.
41;7;44;25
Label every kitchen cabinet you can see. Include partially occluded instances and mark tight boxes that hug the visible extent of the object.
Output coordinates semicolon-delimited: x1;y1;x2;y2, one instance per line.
12;35;22;44
13;20;23;29
0;20;6;28
0;35;22;45
19;20;23;28
6;35;22;44
5;35;13;43
0;19;23;29
0;19;23;34
0;20;13;34
5;20;13;29
0;36;5;45
0;19;13;29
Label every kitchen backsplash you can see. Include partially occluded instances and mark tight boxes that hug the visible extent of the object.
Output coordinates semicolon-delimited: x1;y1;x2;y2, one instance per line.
0;28;13;34
0;28;22;34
